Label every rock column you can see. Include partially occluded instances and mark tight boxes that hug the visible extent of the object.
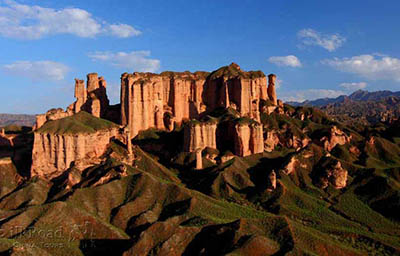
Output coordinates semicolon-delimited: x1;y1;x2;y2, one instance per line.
267;74;278;105
195;148;203;170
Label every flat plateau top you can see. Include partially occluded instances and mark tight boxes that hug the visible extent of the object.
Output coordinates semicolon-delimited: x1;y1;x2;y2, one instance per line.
36;111;118;135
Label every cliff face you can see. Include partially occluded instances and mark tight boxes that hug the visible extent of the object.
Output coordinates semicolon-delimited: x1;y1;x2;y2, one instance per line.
183;121;217;152
34;74;110;130
31;129;118;179
232;121;264;157
320;126;350;151
31;112;120;179
121;63;272;139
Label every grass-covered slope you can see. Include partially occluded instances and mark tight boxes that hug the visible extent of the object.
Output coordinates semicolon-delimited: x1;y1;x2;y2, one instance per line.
0;105;399;255
36;111;119;135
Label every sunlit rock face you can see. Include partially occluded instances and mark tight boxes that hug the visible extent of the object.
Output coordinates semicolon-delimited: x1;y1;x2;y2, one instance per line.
34;73;110;130
30;112;121;180
317;160;348;189
120;63;275;139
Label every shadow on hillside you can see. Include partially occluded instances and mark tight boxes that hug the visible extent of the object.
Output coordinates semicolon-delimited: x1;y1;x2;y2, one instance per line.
79;239;132;256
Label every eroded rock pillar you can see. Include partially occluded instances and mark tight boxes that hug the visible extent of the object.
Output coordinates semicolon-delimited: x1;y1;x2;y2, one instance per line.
195;148;203;170
267;74;278;106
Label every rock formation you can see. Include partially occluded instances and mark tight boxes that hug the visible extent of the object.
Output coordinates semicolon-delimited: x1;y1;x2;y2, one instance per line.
267;74;278;106
232;121;264;157
317;160;348;189
282;155;299;175
34;108;69;130
31;112;120;179
34;74;110;130
121;63;274;139
267;170;276;191
195;148;203;170
184;121;217;152
320;126;350;151
31;63;282;178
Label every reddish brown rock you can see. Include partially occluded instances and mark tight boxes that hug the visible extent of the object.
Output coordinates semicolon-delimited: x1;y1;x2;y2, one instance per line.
121;64;270;139
232;121;264;157
31;112;120;179
282;155;299;175
320;126;350;151
72;78;86;113
318;160;348;189
195;148;203;170
184;121;217;152
31;128;119;179
267;170;277;191
264;130;280;152
267;74;278;105
34;109;69;130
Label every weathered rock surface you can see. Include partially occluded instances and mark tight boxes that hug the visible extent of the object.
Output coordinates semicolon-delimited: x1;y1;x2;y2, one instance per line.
121;63;275;139
184;121;217;152
320;126;350;151
267;170;277;191
317;160;348;189
232;121;264;157
31;112;120;179
267;74;278;106
35;74;110;129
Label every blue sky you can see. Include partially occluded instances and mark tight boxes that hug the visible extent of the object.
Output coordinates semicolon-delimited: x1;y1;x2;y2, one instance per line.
1;0;400;114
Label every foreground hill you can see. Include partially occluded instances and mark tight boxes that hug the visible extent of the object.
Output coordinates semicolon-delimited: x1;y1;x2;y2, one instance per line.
0;104;399;255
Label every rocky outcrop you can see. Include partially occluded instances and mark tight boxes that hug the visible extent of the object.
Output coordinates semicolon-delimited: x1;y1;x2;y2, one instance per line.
34;108;69;130
31;129;118;179
195;148;203;170
184;121;217;152
31;112;120;179
264;130;280;152
121;63;275;139
232;121;264;157
267;74;277;106
35;74;110;129
317;160;348;189
282;155;299;175
320;126;350;151
267;170;276;191
83;73;109;118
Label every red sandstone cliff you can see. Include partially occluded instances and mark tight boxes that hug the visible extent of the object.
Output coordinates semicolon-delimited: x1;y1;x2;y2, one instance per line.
34;73;110;130
31;112;120;179
183;121;217;152
121;63;273;139
232;121;264;157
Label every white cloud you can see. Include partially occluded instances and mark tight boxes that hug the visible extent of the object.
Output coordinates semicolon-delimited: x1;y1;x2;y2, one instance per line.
298;28;346;52
339;82;367;90
88;51;160;72
3;60;70;81
323;54;400;81
0;0;140;39
280;89;345;102
268;55;302;67
107;24;141;38
275;78;283;89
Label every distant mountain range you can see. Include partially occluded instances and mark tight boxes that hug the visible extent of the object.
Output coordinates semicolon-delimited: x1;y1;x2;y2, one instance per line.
287;90;400;125
0;113;36;127
287;89;400;107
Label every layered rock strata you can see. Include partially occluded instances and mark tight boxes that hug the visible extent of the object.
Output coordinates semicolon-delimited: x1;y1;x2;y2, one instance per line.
231;121;264;157
121;63;274;139
320;126;350;151
34;74;109;129
31;112;120;179
183;121;217;152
